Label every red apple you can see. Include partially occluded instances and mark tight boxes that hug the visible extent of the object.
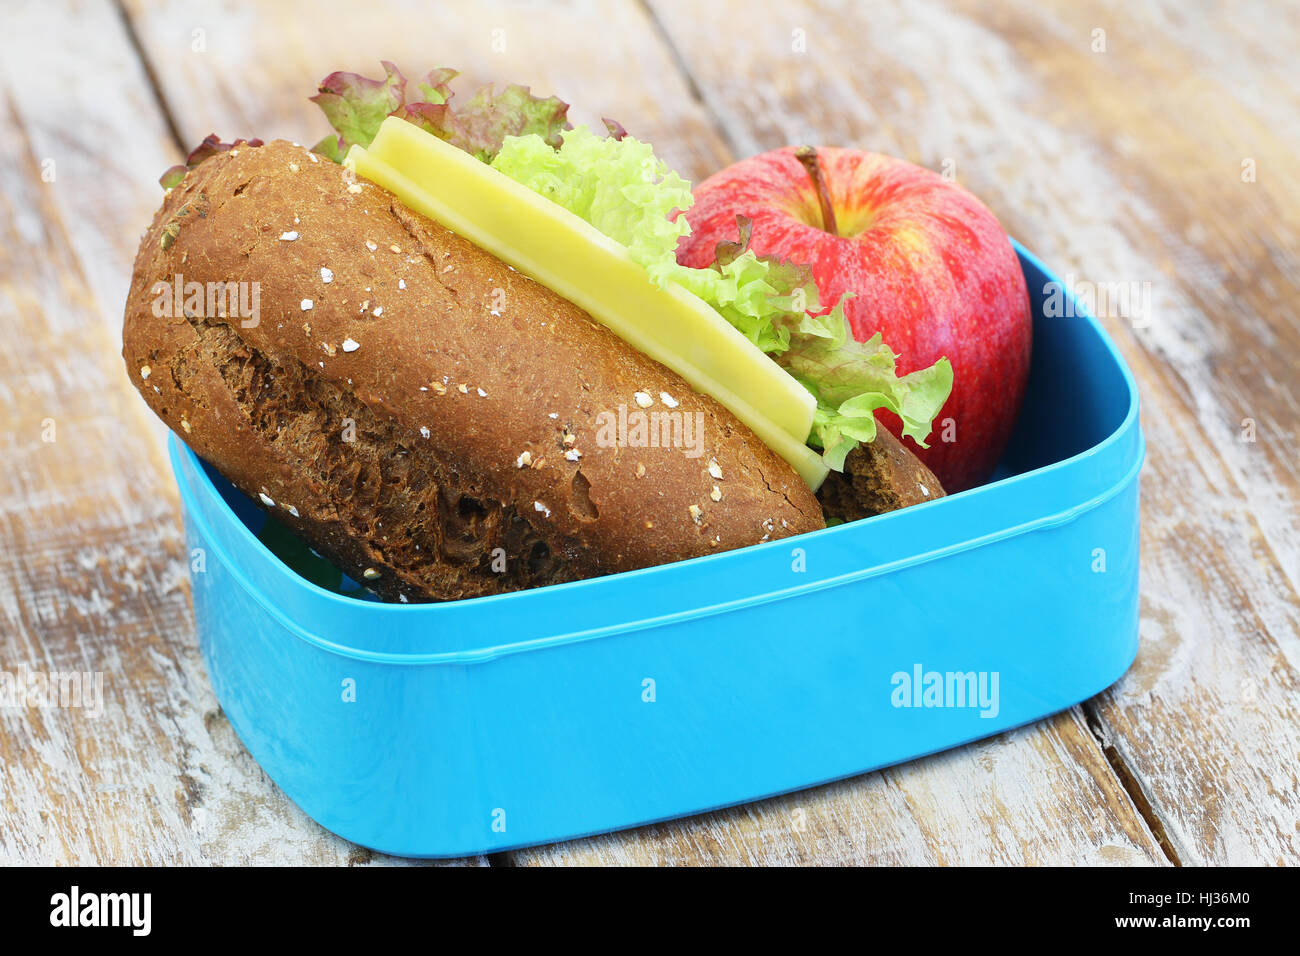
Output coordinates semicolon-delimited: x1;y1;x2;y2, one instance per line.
677;146;1031;492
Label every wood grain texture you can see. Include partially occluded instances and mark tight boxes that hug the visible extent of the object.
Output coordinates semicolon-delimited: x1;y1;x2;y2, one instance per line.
120;0;731;186
641;0;1300;864
118;0;1174;867
0;0;483;866
0;0;181;465
516;710;1159;866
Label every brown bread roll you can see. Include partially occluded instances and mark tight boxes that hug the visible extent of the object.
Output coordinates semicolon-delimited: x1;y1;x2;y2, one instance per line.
122;140;823;602
816;425;946;522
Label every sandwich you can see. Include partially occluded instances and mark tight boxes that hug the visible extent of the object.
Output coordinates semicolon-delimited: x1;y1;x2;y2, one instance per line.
123;63;952;603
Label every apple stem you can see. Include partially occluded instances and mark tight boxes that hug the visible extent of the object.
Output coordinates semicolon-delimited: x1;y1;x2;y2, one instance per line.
795;145;839;237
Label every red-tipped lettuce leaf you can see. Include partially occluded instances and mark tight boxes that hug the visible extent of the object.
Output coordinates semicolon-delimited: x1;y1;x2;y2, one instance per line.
402;83;570;162
159;134;265;189
309;59;410;161
309;62;578;163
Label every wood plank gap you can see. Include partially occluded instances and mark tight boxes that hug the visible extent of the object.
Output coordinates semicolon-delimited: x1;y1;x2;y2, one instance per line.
1084;705;1182;867
113;0;186;154
635;0;738;157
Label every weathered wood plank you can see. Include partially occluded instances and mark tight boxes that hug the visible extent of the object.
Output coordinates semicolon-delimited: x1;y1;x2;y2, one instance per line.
0;0;483;865
121;0;731;183
518;710;1160;866
119;0;1165;865
0;0;178;331
642;0;1300;864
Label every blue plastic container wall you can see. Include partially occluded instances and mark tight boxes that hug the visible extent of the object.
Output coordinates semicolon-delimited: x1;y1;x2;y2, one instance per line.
169;243;1145;857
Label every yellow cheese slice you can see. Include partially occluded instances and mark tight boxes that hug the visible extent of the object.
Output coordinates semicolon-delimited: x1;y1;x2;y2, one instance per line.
348;117;827;489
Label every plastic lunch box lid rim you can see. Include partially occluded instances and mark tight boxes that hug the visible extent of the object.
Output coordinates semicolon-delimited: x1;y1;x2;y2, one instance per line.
169;240;1143;663
176;428;1144;665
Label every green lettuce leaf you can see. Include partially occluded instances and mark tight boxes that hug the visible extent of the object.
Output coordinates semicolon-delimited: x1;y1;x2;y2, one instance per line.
490;133;798;353
785;325;954;470
491;126;693;283
668;217;833;355
681;221;952;469
310;61;572;163
489;132;954;468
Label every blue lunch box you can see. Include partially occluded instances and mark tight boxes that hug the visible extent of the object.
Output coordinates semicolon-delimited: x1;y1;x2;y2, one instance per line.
169;242;1144;857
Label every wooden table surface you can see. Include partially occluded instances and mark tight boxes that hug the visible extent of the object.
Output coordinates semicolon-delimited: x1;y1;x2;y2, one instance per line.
1;0;1296;866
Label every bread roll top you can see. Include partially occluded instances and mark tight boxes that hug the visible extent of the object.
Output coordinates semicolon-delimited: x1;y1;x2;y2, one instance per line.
123;139;823;601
